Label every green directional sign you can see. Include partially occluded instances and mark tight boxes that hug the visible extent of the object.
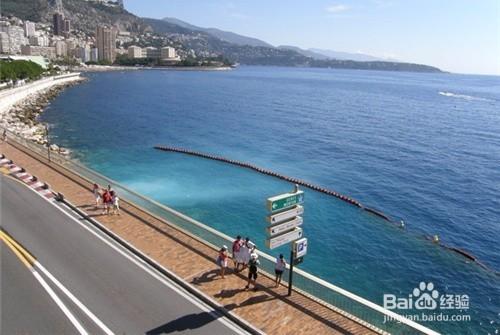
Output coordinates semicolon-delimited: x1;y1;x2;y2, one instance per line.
267;191;304;212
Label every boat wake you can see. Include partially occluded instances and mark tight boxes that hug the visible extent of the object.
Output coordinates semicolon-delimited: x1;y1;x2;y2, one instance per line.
438;91;490;101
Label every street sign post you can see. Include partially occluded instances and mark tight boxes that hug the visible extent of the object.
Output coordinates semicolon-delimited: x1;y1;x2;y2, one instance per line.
266;205;304;224
265;227;303;249
265;185;308;296
266;191;304;212
267;217;303;237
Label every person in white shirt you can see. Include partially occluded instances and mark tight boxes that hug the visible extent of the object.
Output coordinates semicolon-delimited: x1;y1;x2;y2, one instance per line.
274;254;286;288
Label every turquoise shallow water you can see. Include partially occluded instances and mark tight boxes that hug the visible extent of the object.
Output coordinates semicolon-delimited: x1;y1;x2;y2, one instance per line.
41;67;499;334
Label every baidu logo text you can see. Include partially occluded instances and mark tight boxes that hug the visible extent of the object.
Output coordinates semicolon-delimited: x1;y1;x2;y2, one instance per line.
384;282;440;310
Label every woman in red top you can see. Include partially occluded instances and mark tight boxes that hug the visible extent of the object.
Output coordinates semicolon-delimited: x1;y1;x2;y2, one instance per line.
102;190;112;215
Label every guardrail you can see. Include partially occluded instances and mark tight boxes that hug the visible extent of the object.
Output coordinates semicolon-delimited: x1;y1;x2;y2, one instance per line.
1;126;440;335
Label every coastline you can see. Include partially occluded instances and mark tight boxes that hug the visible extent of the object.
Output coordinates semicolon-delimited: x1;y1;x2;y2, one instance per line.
75;65;233;72
0;73;85;155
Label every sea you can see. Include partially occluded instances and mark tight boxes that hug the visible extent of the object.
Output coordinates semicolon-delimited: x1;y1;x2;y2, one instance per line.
40;67;499;334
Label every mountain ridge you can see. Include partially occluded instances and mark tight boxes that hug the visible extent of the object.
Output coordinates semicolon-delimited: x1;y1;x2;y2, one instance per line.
1;1;442;72
162;17;273;48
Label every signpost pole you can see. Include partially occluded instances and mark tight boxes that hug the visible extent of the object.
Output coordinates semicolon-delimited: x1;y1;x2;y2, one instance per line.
45;124;51;162
288;249;294;296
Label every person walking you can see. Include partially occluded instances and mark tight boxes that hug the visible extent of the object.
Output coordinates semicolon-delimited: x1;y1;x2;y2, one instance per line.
1;129;6;142
102;189;112;215
232;235;243;271
217;245;229;279
274;254;287;288
111;190;120;215
245;252;260;291
92;183;101;209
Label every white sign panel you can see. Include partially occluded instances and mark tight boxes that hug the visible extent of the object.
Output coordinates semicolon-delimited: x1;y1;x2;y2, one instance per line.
293;238;308;258
266;228;303;249
267;217;303;237
266;205;304;225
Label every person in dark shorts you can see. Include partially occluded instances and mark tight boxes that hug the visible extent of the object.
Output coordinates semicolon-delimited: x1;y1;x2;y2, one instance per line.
245;252;260;291
274;254;286;288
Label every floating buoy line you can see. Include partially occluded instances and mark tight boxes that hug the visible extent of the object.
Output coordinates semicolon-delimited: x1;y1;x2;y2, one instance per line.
153;146;499;276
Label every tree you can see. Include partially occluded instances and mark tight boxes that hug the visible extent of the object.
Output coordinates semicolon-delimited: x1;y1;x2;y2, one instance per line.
0;60;45;82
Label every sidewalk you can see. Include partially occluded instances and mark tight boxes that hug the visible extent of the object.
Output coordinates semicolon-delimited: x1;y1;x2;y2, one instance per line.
1;140;378;335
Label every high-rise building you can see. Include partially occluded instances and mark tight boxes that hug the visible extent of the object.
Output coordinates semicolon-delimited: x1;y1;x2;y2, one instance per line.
24;21;36;37
53;13;64;36
63;18;71;35
96;26;117;63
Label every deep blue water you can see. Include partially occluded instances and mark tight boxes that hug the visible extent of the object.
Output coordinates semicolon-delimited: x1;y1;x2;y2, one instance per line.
41;67;499;334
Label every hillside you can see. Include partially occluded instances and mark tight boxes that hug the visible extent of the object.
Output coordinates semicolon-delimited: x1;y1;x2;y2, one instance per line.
1;0;148;34
162;17;273;48
1;1;442;72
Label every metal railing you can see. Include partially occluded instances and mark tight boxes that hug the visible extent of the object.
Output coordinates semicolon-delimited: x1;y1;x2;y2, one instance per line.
1;126;440;335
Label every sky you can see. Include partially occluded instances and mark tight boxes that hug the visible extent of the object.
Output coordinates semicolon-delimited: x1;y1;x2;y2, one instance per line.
124;0;500;75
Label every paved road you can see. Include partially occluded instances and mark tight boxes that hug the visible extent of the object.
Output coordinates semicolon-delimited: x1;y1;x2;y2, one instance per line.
1;243;80;334
0;174;249;335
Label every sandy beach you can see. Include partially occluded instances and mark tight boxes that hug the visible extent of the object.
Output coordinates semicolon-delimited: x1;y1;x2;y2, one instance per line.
0;73;84;154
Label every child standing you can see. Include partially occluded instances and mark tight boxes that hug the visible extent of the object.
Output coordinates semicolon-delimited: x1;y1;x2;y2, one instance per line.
92;183;101;209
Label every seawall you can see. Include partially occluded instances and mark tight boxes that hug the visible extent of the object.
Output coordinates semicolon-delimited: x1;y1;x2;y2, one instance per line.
0;73;83;115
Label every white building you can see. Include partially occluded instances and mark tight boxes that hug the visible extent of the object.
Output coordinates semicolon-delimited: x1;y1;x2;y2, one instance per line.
55;40;67;57
21;45;56;60
0;32;9;54
29;35;49;47
0;21;27;54
142;47;159;59
160;47;177;59
24;21;36;37
127;45;142;58
90;47;98;62
76;46;91;62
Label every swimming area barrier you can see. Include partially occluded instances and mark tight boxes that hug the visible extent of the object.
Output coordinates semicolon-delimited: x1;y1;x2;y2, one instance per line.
154;144;500;275
154;145;381;213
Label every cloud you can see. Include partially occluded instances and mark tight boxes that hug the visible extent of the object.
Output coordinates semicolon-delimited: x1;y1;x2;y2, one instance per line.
326;4;349;13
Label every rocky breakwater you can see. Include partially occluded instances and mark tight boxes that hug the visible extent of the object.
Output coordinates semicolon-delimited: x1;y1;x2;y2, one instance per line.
0;79;84;156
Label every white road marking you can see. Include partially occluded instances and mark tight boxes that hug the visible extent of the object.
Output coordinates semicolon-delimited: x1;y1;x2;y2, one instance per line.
35;261;115;335
31;268;88;335
6;176;250;335
58;202;249;335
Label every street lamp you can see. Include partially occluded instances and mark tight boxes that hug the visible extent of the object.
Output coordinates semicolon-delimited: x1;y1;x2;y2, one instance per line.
45;123;51;162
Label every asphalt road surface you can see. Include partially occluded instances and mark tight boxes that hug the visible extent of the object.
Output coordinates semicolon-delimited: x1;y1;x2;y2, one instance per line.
0;174;249;335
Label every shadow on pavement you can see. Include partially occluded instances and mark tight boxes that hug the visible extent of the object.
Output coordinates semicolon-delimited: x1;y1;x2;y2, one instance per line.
191;269;219;285
145;311;220;334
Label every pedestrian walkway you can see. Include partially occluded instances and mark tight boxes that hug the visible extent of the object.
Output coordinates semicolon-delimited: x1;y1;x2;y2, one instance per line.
1;141;378;335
